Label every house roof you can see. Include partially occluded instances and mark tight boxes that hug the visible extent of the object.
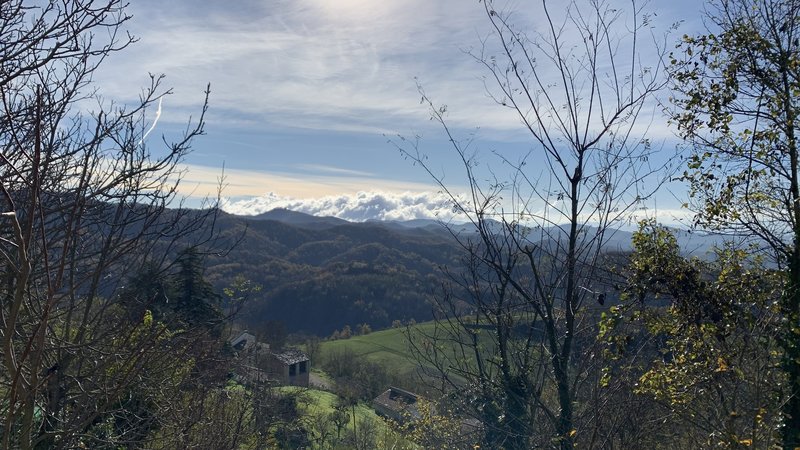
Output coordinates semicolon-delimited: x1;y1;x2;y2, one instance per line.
229;332;256;350
373;387;420;417
272;348;308;365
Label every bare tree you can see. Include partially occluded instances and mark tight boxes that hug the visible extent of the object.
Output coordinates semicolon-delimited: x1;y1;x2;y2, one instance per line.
0;2;230;448
397;1;673;448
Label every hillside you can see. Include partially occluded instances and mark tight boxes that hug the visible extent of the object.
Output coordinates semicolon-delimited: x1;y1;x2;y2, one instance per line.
201;209;731;337
320;324;432;376
204;210;464;336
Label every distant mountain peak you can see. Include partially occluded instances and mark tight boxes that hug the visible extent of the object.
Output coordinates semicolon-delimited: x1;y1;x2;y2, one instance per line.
250;208;349;229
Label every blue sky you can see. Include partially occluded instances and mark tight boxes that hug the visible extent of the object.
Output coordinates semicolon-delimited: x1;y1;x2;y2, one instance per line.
93;0;704;222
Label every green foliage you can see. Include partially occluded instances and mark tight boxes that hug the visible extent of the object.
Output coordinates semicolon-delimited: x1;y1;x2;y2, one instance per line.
121;249;223;331
669;1;800;444
284;387;401;450
670;0;800;238
173;248;224;328
204;217;462;336
392;398;478;450
223;274;263;313
600;221;784;448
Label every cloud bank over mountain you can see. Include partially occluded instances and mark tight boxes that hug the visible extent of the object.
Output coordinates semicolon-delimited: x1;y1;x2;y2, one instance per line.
222;191;458;222
221;190;693;227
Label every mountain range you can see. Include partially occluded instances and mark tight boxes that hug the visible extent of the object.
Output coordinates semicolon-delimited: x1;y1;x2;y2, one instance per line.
204;208;736;337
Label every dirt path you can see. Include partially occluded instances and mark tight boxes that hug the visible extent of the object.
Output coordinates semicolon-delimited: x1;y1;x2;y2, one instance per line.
309;372;332;390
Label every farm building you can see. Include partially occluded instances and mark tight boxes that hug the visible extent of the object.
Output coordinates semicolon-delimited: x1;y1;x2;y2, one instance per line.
228;331;310;387
372;387;423;424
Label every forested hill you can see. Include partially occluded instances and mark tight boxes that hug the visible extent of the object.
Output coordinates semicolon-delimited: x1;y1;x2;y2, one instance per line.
202;208;727;337
204;209;464;336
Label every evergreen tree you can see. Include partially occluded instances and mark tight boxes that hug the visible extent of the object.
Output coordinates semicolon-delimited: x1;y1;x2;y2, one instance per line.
173;248;222;329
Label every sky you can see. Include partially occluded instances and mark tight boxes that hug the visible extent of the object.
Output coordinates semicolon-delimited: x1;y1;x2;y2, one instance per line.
92;0;705;223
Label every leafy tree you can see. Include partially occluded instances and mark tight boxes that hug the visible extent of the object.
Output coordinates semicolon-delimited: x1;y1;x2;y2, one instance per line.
393;398;479;450
669;0;800;444
330;404;351;442
396;1;673;447
600;222;784;448
222;275;263;318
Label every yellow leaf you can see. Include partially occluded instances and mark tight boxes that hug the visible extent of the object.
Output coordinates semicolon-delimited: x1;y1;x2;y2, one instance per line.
715;356;728;372
738;438;751;446
569;429;577;437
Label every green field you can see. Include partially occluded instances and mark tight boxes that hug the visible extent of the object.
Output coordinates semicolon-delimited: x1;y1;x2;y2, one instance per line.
279;386;382;421
279;386;414;449
297;388;381;422
318;317;547;392
319;322;440;375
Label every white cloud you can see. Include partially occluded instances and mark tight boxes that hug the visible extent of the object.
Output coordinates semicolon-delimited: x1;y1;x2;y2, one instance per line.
94;0;486;134
87;0;701;218
219;188;691;227
95;0;686;139
221;191;460;222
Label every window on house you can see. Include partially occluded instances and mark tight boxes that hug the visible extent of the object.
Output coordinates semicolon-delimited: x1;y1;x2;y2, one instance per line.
289;364;296;376
299;361;307;374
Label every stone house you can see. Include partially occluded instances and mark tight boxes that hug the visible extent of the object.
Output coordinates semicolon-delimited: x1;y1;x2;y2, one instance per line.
372;387;423;424
228;331;310;387
267;348;310;387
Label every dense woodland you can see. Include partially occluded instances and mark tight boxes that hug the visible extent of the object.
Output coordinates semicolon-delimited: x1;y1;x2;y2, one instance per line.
2;0;800;449
204;209;463;336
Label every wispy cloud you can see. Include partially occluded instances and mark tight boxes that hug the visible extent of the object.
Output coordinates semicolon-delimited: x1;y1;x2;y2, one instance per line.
88;0;545;136
138;96;163;145
177;164;442;199
89;0;702;216
293;164;374;177
94;0;695;142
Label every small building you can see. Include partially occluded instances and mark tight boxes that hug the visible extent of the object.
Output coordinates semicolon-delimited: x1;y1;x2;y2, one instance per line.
230;331;256;351
267;348;310;387
228;331;270;385
228;331;309;387
373;387;423;424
